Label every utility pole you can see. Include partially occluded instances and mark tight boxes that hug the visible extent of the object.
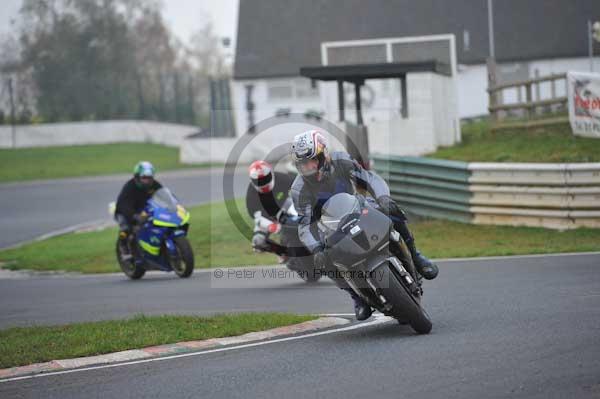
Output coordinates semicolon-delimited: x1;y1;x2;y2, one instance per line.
8;77;16;148
590;20;594;72
486;0;499;121
487;0;495;59
591;21;600;72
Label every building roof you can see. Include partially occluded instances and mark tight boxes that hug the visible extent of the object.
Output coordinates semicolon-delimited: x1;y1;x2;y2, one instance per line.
234;0;600;79
300;61;451;82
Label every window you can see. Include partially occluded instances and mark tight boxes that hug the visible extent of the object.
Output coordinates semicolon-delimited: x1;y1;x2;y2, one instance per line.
267;79;319;101
267;82;293;99
463;30;470;52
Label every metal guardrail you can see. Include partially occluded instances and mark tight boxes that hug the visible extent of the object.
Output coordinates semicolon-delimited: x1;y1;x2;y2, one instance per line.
372;155;600;229
373;156;472;223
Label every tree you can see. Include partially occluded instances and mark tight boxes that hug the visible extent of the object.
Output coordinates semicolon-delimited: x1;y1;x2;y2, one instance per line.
2;0;225;126
18;0;141;120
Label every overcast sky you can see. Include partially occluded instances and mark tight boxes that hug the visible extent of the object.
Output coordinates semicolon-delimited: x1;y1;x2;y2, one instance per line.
0;0;239;48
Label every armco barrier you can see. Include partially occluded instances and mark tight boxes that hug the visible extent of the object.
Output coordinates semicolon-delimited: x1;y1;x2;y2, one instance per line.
372;155;600;230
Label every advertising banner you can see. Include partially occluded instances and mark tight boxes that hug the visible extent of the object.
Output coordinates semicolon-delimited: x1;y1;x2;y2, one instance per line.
567;71;600;138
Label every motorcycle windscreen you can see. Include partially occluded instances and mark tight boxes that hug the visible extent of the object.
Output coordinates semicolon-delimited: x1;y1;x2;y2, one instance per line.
323;199;393;264
150;188;179;212
150;188;190;227
318;193;361;234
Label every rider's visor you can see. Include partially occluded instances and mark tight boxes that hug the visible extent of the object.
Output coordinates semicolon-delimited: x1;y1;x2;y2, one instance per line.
295;159;319;177
140;176;154;185
251;173;272;188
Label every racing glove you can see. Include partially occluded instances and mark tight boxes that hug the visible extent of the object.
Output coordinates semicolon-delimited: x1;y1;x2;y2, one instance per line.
252;232;270;252
377;195;401;216
133;211;149;224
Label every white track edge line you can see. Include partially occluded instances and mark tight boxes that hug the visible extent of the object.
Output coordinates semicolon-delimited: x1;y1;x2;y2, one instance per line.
0;315;391;384
433;251;600;262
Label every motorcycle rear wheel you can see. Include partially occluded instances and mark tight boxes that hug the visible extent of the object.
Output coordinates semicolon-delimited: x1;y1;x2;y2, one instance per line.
376;263;432;334
115;239;146;280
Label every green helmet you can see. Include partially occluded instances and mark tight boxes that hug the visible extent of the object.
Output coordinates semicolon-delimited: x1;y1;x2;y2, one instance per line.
133;161;156;189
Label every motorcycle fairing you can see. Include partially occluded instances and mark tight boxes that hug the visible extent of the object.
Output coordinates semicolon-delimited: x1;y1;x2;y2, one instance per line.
151;203;190;227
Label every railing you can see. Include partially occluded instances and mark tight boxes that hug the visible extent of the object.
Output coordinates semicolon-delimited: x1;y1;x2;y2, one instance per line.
373;155;600;230
487;73;569;131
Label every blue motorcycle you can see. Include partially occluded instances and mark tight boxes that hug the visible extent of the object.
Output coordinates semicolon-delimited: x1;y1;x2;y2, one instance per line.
114;188;194;280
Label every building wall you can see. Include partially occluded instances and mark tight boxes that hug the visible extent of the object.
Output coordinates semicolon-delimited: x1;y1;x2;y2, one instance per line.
365;73;459;156
193;55;600;164
233;55;600;130
231;78;325;136
229;72;460;159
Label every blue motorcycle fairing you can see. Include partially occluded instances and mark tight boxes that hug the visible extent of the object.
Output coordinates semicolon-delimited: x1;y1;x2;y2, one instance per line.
134;200;189;271
164;237;178;255
148;200;187;227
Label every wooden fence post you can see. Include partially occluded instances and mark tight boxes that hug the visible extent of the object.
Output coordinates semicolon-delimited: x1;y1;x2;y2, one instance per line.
525;83;532;120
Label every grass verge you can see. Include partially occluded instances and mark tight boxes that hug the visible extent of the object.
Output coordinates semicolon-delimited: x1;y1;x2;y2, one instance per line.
0;313;316;369
1;199;599;274
0;143;213;183
411;219;600;258
427;121;600;163
0;199;275;273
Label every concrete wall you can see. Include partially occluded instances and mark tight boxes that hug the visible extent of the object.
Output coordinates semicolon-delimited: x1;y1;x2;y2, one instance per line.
0;120;200;148
180;118;348;165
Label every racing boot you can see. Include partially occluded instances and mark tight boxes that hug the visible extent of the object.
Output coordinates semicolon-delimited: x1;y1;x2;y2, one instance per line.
392;217;439;280
342;288;373;321
118;231;133;262
382;201;439;280
406;237;438;280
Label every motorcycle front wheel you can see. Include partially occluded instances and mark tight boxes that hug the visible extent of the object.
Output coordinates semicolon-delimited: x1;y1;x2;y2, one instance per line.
115;239;146;280
376;263;432;334
169;236;194;278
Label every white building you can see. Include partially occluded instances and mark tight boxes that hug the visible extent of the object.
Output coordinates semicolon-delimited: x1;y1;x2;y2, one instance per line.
181;0;600;164
227;0;600;156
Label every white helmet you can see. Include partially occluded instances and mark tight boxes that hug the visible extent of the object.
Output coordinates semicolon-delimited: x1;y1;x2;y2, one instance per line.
290;130;330;182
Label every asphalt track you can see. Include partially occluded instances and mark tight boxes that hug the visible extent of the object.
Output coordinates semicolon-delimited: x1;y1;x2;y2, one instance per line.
0;168;247;249
1;253;599;398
